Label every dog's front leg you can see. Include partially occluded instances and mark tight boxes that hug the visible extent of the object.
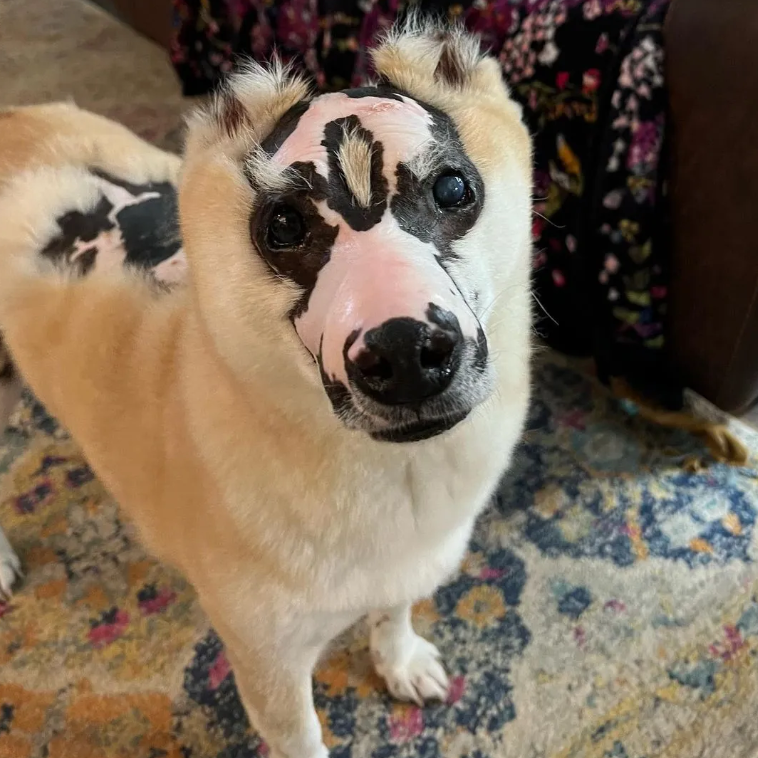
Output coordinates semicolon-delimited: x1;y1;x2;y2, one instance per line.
222;635;328;758
369;604;449;705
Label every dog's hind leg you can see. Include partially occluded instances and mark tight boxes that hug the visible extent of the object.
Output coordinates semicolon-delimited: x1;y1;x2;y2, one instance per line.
369;604;449;705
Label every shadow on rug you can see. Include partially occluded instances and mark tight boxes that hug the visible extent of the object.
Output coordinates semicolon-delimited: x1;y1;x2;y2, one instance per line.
1;352;757;758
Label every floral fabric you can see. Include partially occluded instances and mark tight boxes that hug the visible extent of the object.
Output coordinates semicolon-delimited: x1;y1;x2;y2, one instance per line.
171;0;675;400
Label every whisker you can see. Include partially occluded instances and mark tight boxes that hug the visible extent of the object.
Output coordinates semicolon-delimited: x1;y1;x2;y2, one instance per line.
531;291;558;326
532;210;565;230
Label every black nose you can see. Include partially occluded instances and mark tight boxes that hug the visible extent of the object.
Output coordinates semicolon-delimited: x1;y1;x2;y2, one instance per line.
346;316;462;406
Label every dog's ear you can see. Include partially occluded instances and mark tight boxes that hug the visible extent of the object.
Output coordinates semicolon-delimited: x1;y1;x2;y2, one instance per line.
372;18;509;104
185;59;311;153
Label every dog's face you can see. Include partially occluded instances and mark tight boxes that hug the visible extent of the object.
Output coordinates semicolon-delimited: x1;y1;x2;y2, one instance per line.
181;25;532;443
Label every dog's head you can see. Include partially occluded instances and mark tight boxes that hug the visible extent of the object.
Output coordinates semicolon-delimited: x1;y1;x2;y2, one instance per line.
180;22;532;443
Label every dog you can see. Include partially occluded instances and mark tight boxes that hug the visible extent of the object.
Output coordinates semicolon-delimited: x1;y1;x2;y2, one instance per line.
0;21;532;758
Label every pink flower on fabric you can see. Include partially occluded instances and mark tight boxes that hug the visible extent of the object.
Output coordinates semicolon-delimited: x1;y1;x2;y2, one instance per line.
138;586;177;616
532;216;547;240
556;71;570;90
390;707;424;742
604;599;626;613
446;676;466;705
479;567;506;580
604;254;620;273
583;69;601;94
584;0;602;20
552;269;566;287
88;609;129;648
209;650;232;690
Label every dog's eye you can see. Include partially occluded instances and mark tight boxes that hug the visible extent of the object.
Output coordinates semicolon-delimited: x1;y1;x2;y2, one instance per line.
433;172;472;209
267;204;306;249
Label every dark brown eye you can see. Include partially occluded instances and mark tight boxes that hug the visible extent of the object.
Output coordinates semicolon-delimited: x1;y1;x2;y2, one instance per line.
267;204;306;249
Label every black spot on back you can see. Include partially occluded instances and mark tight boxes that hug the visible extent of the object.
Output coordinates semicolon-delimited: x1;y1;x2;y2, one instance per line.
39;170;182;277
40;196;115;268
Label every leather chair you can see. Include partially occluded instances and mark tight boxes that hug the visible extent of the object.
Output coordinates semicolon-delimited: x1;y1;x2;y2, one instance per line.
666;0;758;414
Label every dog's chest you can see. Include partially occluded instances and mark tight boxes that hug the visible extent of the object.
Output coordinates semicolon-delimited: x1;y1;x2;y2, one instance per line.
285;420;512;611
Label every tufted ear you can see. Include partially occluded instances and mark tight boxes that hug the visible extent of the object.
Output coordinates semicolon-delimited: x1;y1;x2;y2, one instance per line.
371;17;510;105
185;58;311;154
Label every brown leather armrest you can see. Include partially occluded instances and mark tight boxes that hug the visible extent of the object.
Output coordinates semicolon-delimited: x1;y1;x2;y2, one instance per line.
665;0;758;414
109;0;173;49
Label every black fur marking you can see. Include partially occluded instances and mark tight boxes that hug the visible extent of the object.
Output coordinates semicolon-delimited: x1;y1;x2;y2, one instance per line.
341;86;404;102
249;160;338;319
426;302;462;334
390;100;484;263
218;93;248;136
370;409;470;443
260;100;311;156
434;40;468;88
322;116;388;232
316;336;356;418
40;171;182;274
473;325;489;373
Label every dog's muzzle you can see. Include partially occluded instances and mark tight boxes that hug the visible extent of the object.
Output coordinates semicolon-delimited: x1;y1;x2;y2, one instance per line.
340;306;489;443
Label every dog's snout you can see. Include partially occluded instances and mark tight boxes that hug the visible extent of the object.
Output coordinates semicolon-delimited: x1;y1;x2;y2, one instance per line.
347;317;462;406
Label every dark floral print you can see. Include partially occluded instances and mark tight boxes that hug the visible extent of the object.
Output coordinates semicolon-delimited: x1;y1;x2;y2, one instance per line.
170;0;676;400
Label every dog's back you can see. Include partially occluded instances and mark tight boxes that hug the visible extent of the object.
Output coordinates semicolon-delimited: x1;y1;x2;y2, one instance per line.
0;104;184;430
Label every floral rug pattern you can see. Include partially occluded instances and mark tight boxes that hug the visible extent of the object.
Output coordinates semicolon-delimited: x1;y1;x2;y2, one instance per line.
2;354;758;758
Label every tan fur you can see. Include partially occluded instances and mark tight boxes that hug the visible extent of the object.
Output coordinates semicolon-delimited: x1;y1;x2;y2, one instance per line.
0;103;180;188
0;26;534;758
338;128;374;207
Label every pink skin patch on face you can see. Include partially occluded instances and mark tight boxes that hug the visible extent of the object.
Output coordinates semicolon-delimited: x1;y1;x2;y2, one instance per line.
273;93;435;192
295;214;480;386
271;91;480;390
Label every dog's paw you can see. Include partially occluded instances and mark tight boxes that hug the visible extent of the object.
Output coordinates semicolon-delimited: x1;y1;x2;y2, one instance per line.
269;743;329;758
373;633;449;706
0;540;22;602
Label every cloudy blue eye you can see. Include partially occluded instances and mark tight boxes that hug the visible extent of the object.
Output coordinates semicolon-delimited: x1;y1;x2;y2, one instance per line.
432;172;471;209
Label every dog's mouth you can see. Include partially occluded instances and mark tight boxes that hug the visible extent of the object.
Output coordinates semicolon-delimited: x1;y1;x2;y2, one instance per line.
369;409;471;443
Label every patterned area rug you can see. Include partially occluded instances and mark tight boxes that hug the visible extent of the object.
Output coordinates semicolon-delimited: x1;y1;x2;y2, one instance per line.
1;353;758;758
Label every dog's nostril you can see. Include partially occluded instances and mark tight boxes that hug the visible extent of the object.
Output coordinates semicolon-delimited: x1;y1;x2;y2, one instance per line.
346;316;463;406
354;350;393;381
420;331;456;371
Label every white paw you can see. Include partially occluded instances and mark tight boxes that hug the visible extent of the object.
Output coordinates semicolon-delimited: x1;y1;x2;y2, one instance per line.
374;634;449;706
0;540;22;602
269;743;329;758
